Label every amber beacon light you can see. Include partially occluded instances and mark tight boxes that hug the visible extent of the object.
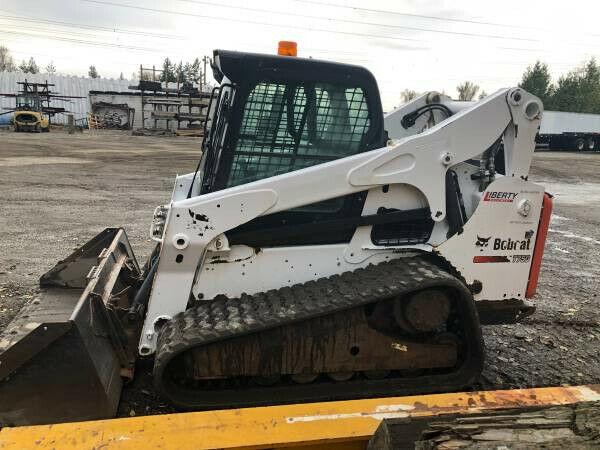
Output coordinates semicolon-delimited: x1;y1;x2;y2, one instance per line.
278;41;297;56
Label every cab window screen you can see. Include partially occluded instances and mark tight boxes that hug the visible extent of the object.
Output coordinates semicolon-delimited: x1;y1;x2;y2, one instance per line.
227;81;371;187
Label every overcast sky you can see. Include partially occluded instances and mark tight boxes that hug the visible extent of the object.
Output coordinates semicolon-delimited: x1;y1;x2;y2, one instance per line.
2;0;600;109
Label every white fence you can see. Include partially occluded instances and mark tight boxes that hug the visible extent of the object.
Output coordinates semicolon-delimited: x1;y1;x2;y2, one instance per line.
0;72;133;125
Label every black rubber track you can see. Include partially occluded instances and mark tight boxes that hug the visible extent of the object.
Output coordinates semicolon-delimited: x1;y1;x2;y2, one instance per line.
154;255;484;409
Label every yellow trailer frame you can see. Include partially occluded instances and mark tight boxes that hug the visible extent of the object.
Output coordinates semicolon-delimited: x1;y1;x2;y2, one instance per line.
1;385;599;450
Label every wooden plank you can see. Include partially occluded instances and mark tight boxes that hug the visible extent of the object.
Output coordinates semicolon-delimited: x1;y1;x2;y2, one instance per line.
151;111;177;119
190;98;210;106
1;385;599;449
145;99;185;105
177;114;206;121
367;401;600;449
175;129;204;137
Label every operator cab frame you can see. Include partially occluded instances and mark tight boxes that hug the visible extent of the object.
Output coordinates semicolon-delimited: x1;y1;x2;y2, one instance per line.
15;94;42;111
196;49;432;247
200;50;386;193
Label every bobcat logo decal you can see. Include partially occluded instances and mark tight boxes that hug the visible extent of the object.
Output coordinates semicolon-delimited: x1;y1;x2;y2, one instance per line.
475;235;491;247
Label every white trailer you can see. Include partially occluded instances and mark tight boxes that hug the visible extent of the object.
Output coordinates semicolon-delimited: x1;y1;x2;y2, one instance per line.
537;110;600;151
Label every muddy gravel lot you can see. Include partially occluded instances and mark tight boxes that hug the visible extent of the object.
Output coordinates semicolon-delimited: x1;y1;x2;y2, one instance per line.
0;129;598;418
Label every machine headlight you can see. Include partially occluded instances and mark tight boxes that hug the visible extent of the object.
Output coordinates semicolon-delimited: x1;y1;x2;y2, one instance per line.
150;205;169;242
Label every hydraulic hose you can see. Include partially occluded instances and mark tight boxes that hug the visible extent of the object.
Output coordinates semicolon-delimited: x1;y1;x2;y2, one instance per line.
128;257;159;321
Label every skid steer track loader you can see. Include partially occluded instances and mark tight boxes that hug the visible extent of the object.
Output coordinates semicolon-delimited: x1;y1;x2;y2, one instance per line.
0;46;553;426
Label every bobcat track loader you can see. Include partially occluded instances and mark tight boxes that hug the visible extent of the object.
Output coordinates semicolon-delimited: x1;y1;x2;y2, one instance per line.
0;46;552;426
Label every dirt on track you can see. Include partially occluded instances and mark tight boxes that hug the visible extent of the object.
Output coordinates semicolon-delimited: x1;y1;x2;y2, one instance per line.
0;129;598;417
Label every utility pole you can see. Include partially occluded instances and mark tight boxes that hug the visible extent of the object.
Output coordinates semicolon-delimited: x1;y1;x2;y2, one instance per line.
202;55;210;92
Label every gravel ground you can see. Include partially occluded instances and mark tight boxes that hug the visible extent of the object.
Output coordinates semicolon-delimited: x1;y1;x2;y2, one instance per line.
0;129;598;418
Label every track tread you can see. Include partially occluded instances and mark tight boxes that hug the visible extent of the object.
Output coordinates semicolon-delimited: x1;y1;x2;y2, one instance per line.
154;255;484;408
157;258;452;360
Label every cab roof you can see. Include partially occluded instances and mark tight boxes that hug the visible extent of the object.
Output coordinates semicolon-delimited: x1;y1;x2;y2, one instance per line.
212;49;381;93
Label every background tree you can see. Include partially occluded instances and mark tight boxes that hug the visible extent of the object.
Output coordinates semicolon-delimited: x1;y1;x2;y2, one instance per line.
158;56;202;84
19;57;39;74
550;59;600;113
456;81;479;101
186;57;202;83
45;61;56;74
139;69;151;81
160;57;176;82
119;72;125;80
578;58;600;112
0;45;16;72
88;65;99;78
183;61;193;83
400;89;418;103
478;90;488;100
175;61;185;83
28;57;39;73
519;61;553;105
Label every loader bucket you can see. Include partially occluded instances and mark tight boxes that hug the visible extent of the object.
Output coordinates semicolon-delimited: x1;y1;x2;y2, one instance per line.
0;228;142;426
